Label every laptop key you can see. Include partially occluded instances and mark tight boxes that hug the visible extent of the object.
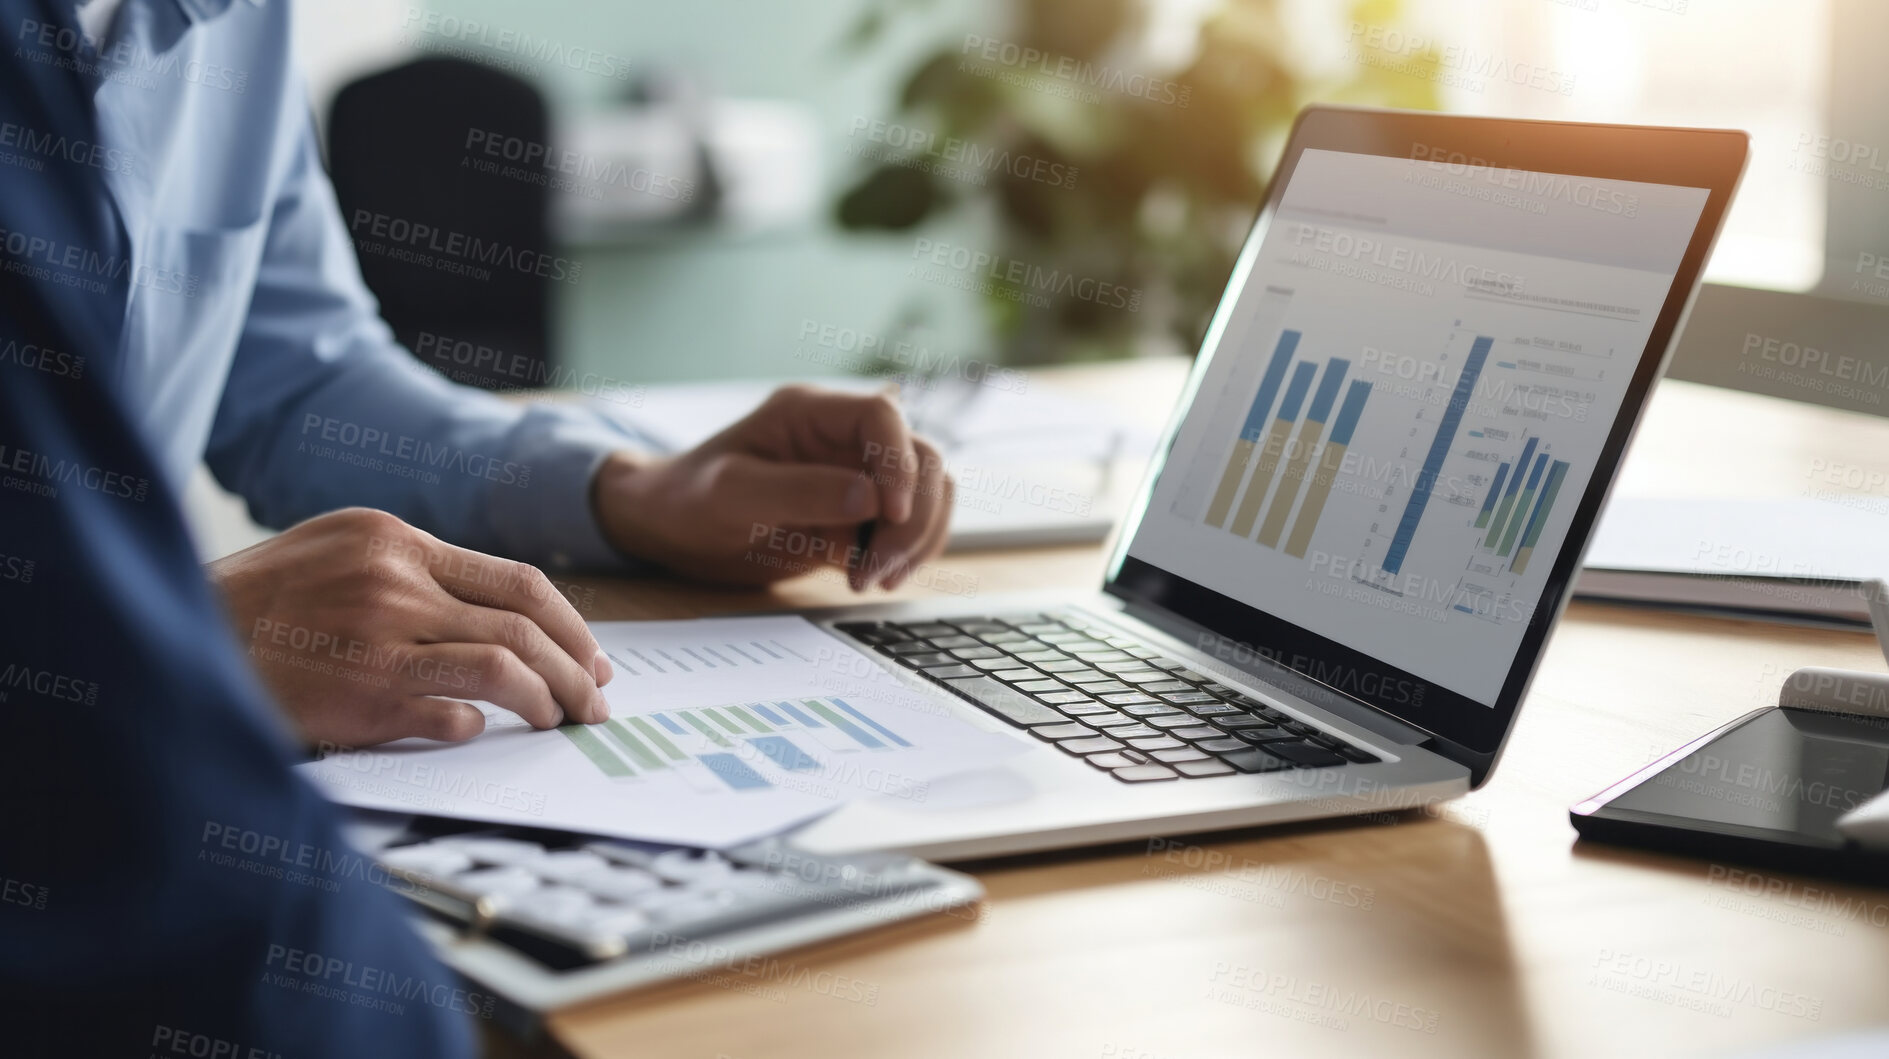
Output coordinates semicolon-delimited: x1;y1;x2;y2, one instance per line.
1145;715;1205;730
1031;723;1100;741
1126;736;1183;751
1335;745;1380;763
1169;725;1224;741
979;631;1030;646
1161;691;1217;705
1085;747;1152;766
1120;704;1181;718
929;635;980;649
1186;703;1242;717
921;664;982;680
1233;727;1297;744
1195;738;1248;754
1141;680;1192;694
881;641;934;656
1083;713;1142;730
1175;759;1235;778
972;658;1024;671
950;646;1002;661
1152;747;1208;763
1214;714;1276;730
898;652;956;668
1078;681;1132;695
899;623;958;638
1037;691;1096;705
991;668;1038;682
1099;692;1157;706
940;676;1065;726
1055;702;1121;719
1100;724;1163;740
1064;736;1127;755
1265;741;1349;768
1112;765;1178;783
1036;659;1090;674
1219;749;1294;774
1014;650;1068;664
1015;679;1069;693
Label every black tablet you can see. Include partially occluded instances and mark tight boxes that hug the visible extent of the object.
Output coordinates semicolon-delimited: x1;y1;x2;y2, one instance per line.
1571;707;1889;881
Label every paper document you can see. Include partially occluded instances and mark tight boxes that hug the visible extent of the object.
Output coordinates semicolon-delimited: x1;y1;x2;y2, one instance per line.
299;616;1026;847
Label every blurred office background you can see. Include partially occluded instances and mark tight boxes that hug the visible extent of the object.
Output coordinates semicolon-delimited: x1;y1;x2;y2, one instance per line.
291;0;1855;386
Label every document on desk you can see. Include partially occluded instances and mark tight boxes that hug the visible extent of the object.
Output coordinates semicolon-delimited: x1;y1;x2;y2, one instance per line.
298;616;1026;847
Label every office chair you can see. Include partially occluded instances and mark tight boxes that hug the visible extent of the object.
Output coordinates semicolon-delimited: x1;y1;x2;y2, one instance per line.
326;57;555;392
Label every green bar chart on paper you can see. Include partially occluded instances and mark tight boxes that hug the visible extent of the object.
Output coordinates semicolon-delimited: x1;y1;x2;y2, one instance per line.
559;695;915;794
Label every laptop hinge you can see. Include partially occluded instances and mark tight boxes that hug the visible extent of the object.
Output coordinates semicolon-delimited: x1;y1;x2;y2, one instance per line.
1102;599;1438;748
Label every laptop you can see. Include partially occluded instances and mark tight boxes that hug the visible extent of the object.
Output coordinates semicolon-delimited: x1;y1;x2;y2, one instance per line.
788;106;1748;861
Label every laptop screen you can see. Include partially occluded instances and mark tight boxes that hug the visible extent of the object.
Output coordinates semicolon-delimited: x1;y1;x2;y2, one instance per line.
1123;147;1711;709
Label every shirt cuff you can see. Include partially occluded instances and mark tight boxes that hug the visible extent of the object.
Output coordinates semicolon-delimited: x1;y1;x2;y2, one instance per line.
484;402;640;573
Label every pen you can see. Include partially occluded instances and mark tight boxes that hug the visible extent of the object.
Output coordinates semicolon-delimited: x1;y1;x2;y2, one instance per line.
852;519;876;592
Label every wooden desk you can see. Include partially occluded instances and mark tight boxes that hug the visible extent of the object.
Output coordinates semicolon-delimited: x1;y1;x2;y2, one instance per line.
548;362;1889;1059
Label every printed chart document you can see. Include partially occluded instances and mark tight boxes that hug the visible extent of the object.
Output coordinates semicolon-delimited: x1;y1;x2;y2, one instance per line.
299;616;1026;847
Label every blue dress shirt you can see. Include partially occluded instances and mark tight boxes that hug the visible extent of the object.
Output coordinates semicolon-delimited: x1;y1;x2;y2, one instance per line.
30;0;631;569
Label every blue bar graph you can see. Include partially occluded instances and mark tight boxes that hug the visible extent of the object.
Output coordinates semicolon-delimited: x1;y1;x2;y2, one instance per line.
654;713;687;735
1475;463;1511;528
1382;335;1493;575
699;753;771;791
1277;362;1317;423
1329;381;1371;446
750;703;788;725
1236;330;1303;442
831;697;912;747
748;736;821;772
776;701;823;727
1305;358;1350;424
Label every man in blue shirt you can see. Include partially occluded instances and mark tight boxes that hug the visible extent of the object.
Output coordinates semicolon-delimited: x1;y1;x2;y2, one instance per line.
1;0;950;1052
6;0;951;749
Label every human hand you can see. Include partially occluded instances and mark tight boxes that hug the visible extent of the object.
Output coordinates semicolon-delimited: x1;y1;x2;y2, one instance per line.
592;385;952;589
208;507;612;747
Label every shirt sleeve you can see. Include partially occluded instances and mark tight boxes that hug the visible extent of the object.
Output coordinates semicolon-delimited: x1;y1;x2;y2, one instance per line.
203;112;634;572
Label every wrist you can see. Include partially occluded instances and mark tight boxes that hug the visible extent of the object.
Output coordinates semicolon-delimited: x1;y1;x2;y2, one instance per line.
590;449;672;563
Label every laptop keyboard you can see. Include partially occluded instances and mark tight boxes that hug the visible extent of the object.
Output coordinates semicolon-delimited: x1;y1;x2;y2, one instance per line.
835;613;1378;784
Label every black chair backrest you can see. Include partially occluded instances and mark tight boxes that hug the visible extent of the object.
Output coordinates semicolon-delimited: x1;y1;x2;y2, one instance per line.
327;57;553;391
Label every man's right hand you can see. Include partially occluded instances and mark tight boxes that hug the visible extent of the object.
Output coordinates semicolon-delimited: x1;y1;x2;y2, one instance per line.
207;507;612;748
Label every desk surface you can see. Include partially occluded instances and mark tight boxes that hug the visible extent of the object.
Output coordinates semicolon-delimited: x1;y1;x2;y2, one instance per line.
548;360;1889;1059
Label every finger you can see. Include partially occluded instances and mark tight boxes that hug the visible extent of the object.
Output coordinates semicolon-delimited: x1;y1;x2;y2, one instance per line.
422;541;611;687
863;443;951;587
382;696;488;744
884;483;953;590
710;454;879;529
424;614;599;727
784;388;918;525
